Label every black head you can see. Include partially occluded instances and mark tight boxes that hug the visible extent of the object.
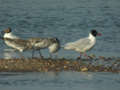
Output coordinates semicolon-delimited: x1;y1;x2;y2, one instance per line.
49;37;60;51
3;27;12;33
49;37;60;44
1;27;12;37
54;38;59;43
91;30;98;37
54;38;60;50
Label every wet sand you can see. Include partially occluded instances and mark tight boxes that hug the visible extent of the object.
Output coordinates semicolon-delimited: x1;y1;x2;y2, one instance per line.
0;56;120;72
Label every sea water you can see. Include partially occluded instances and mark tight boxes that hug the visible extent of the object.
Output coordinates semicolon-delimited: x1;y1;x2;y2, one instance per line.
0;0;120;90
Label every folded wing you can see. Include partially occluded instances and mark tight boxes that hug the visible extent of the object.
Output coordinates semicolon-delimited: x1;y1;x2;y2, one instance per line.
64;38;93;52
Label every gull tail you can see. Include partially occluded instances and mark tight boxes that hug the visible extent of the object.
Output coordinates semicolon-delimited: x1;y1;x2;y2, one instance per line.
63;42;75;50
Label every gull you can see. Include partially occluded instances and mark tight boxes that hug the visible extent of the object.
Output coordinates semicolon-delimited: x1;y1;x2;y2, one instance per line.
2;27;20;39
28;37;60;58
3;38;32;52
1;27;60;58
1;28;32;58
64;30;101;59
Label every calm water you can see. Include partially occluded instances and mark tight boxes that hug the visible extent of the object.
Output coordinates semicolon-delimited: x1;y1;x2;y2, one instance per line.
0;0;120;89
0;72;120;90
0;0;120;58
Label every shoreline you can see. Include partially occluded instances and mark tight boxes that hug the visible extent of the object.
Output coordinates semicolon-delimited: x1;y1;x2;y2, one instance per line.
0;57;120;72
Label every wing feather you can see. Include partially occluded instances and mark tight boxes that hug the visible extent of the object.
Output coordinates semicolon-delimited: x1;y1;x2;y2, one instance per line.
64;38;94;52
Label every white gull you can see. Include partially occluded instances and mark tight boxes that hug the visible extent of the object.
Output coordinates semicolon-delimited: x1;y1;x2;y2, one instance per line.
64;30;101;59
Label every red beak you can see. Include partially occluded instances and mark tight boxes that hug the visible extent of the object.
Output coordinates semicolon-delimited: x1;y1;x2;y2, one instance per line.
97;33;102;36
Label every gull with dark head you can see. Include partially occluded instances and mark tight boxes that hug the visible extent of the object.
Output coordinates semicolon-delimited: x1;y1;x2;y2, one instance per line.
1;28;32;58
64;30;101;59
2;27;19;39
1;27;60;58
3;38;32;52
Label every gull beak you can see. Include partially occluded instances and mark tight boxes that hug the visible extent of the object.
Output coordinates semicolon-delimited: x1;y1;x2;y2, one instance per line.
97;33;102;36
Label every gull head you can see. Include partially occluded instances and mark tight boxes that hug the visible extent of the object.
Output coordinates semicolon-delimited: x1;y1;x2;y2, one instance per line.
91;29;102;37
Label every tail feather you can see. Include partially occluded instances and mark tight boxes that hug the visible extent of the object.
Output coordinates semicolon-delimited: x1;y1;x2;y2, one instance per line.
63;43;75;50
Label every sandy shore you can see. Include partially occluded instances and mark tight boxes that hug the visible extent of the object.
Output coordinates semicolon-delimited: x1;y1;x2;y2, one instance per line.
0;57;120;72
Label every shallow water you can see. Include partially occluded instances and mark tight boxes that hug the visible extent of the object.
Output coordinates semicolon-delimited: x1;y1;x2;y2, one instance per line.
0;72;120;90
0;0;120;59
0;0;120;89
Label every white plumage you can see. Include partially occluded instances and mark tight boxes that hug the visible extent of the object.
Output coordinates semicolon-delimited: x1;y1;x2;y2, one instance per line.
3;38;32;52
4;31;19;39
64;30;101;58
2;28;60;58
2;28;31;52
64;33;96;52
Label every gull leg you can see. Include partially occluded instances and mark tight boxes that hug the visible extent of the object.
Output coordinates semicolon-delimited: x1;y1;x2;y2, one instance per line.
49;53;52;59
83;53;90;59
49;53;58;59
32;49;35;59
54;53;58;59
17;51;24;59
84;53;87;57
38;50;44;59
77;52;82;60
13;49;24;59
20;52;24;59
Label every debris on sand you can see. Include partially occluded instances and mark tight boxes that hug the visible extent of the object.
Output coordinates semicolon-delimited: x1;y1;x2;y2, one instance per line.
0;57;120;72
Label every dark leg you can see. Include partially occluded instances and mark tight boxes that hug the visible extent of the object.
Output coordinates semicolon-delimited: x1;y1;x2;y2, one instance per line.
38;50;44;59
49;53;58;59
49;53;52;58
18;52;24;59
9;49;24;59
80;52;82;59
77;52;82;60
32;49;35;59
54;53;58;59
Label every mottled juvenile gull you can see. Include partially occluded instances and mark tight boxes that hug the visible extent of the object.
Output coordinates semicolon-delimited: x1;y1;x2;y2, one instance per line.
2;28;60;58
28;37;60;58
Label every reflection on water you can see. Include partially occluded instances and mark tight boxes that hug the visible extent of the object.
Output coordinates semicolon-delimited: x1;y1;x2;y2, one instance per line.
0;0;120;59
0;72;120;90
3;49;17;59
0;0;120;89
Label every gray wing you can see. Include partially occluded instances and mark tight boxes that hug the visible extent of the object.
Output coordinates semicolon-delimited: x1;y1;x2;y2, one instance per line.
64;38;92;52
28;38;50;48
28;38;43;42
4;38;29;46
72;38;90;46
4;38;31;50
